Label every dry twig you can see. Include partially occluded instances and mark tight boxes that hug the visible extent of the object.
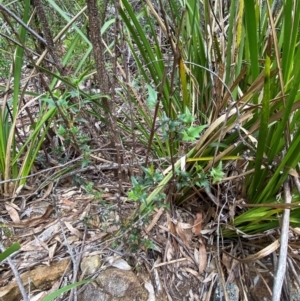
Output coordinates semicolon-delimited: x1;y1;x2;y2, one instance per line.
272;180;291;301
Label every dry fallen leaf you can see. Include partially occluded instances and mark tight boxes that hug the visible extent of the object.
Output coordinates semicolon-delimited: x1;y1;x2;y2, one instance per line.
198;243;207;274
18;205;54;228
222;252;232;274
48;242;57;262
192;212;203;236
60;198;74;206
168;218;179;253
110;258;132;270
227;259;240;283
64;221;83;239
5;203;20;223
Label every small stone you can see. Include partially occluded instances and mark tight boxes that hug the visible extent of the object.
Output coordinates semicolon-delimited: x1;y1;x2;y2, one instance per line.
213;282;239;301
80;255;101;275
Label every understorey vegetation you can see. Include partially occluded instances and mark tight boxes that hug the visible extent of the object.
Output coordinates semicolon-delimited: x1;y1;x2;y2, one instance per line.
0;0;300;300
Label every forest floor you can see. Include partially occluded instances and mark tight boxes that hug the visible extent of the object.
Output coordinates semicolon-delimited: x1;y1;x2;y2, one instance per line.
0;72;300;301
1;164;300;301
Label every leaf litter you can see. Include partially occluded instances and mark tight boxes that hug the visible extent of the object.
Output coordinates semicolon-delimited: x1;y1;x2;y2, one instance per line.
1;180;300;300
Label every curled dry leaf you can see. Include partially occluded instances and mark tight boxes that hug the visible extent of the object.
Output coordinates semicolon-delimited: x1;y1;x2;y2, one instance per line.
166;240;174;262
183;267;200;278
192;212;203;236
223;239;280;263
174;221;191;249
144;281;155;301
48;242;57;262
21;205;54;228
202;271;218;283
292;227;300;235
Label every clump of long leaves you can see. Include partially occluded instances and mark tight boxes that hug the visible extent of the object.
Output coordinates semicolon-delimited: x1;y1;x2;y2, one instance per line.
120;0;300;236
0;0;57;196
0;0;112;196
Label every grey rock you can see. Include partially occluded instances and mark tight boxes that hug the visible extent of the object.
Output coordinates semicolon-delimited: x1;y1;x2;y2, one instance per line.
78;267;149;301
